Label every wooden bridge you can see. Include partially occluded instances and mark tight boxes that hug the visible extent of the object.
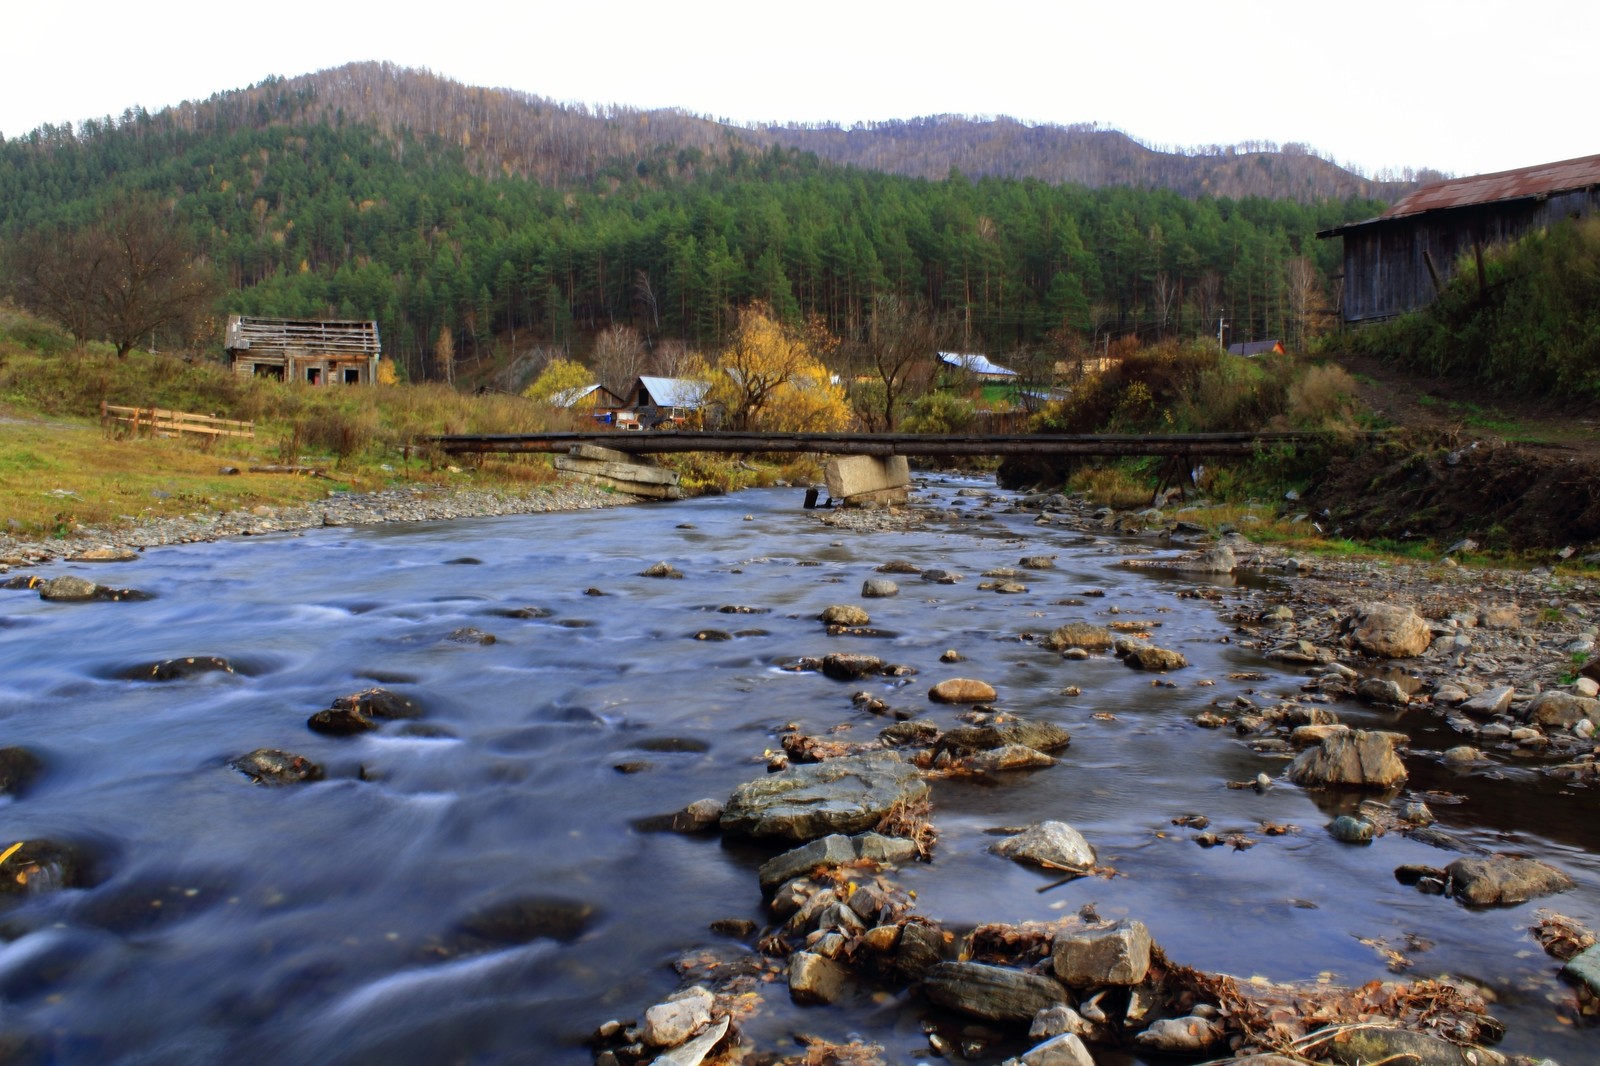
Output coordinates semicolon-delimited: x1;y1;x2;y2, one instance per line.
428;430;1341;505
428;430;1326;459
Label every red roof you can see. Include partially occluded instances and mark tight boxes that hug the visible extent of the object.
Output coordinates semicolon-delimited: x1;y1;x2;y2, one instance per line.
1382;152;1600;220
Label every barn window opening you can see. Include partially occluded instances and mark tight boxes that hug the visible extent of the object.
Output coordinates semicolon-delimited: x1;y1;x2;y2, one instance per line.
344;368;361;384
307;368;322;385
253;364;284;381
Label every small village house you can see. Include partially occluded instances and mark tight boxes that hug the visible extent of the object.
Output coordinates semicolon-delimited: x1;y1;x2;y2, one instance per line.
1319;153;1600;322
224;315;383;385
549;383;628;427
630;376;709;428
1226;339;1286;357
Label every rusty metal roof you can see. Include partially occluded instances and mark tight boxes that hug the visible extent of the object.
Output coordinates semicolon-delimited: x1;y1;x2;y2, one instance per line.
1318;152;1600;237
1385;153;1600;218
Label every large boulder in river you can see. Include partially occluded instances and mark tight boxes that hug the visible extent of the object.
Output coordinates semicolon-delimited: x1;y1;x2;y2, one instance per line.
0;838;94;897
922;961;1070;1022
1288;730;1407;789
308;687;424;734
1445;854;1574;907
1349;603;1432;659
721;752;928;842
117;656;234;682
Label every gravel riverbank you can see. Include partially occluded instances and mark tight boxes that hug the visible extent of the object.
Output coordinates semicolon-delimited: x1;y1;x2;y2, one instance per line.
0;476;632;567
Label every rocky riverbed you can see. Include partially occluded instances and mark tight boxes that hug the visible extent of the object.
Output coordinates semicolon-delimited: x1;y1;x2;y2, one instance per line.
1;474;1596;1066
592;483;1599;1066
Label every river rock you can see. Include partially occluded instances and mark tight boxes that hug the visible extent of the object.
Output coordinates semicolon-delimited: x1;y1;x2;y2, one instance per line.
789;950;854;1004
0;839;93;896
1324;1025;1506;1066
118;656;234;682
1051;920;1151;986
1134;1016;1224;1053
1349;603;1432;658
938;720;1072;756
1016;1032;1094;1066
819;605;870;626
309;687;423;734
651;1015;730;1066
1287;730;1407;789
757;832;919;892
821;653;884;680
1042;623;1113;652
930;678;997;703
671;798;725;833
0;747;44;797
229;749;323;785
1446;854;1574;906
967;744;1057;772
69;547;138;562
721;752;929;841
642;986;714;1046
922;568;961;584
994;822;1096;874
1122;644;1188;671
1178;546;1235;573
458;895;595;943
861;578;899;598
34;575;100;601
1328;815;1376;844
1019;556;1057;570
1460;685;1515;717
894;919;949;978
1563;942;1600;995
923;961;1070;1022
1478;604;1521;629
1525;691;1600;729
1357;677;1411;705
639;561;684;578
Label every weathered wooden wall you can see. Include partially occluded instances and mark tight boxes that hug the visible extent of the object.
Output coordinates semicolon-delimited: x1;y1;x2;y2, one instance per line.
1338;189;1600;322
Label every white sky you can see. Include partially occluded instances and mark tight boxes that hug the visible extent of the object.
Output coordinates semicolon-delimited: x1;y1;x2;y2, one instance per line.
4;1;1593;180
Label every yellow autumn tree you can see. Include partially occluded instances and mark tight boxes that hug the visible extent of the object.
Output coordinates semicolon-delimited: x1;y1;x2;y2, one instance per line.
522;358;593;405
709;304;848;432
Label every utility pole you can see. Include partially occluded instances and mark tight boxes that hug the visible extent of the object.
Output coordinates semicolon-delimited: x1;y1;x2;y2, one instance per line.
1216;312;1228;350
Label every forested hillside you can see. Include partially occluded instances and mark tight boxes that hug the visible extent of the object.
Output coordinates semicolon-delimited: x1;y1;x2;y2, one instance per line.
0;62;1386;382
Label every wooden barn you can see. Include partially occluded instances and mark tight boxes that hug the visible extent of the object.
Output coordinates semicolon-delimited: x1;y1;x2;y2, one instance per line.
224;316;383;385
1319;153;1600;323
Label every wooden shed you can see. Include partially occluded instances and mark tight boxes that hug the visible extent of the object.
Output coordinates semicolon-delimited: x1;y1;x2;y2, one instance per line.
224;316;383;385
1319;154;1600;322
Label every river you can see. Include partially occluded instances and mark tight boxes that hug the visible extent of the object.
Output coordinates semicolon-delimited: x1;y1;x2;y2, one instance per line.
0;479;1594;1065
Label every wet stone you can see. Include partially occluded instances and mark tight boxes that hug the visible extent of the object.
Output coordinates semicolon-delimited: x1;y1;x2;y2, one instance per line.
1328;815;1376;844
818;605;870;627
1121;644;1188;671
789;950;853;1004
938;719;1072;756
117;656;234;682
229;749;323;786
457;895;595;944
0;748;44;797
822;653;885;681
1349;603;1432;659
444;626;496;645
929;678;997;703
1287;730;1407;790
995;821;1095;874
923;961;1070;1022
1051;920;1152;987
642;986;713;1046
721;752;929;842
0;839;94;898
1445;854;1574;907
861;578;899;598
757;832;919;892
639;561;684;579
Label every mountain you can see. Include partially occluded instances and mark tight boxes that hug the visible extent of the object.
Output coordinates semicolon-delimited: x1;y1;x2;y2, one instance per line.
0;62;1389;381
32;62;1415;203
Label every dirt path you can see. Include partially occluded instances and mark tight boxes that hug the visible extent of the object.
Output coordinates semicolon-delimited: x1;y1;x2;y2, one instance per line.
1329;352;1600;459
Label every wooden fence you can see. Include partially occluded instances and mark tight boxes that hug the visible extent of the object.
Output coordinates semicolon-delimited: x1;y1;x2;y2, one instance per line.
101;402;254;439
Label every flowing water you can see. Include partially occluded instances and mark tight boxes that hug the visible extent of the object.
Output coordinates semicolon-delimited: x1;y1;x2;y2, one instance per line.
0;480;1595;1065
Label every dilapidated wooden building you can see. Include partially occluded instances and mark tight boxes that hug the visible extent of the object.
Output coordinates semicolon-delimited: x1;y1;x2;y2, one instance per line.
224;316;383;385
1319;154;1600;322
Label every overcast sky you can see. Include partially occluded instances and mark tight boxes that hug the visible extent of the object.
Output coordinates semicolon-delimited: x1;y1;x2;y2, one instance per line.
4;1;1591;180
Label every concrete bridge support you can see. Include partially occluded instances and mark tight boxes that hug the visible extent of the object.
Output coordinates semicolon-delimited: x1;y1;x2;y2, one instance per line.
554;444;682;499
824;455;910;507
